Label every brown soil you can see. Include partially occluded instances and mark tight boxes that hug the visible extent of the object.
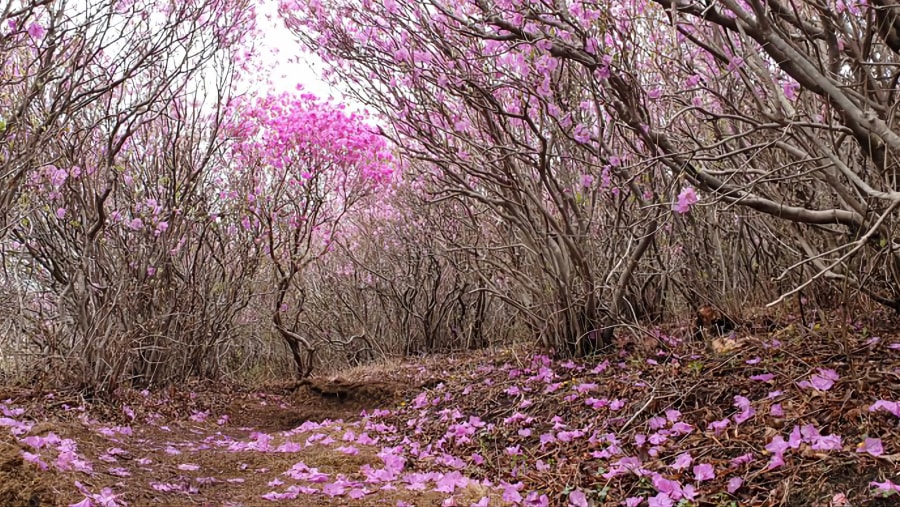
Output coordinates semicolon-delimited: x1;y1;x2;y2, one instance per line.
0;433;52;507
0;370;488;506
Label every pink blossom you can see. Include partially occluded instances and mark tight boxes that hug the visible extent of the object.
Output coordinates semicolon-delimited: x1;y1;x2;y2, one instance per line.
28;22;45;39
501;482;523;503
524;492;549;506
337;445;359;455
568;489;588;507
586;397;608;409
783;81;799;101
322;482;346;497
766;452;785;470
648;493;674;507
670;422;693;435
811;434;842;451
766;436;789;455
731;453;754;467
733;396;755;424
693;463;715;481
870;479;900;496
707;418;729;434
574;126;591;144
574;382;598;393
651;475;681;497
94;487;122;507
798;368;839;391
857;438;884;457
869;400;900;418
673;187;698;214
22;451;48;470
788;426;802;448
670;452;692;471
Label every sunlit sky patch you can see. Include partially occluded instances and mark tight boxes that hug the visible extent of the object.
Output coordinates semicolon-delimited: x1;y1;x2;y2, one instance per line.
255;1;333;98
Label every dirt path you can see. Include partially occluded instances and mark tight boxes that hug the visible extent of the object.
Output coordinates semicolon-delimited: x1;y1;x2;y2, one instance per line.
1;377;501;506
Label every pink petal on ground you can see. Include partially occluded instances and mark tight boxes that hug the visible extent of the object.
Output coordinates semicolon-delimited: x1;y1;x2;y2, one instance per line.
869;400;900;418
569;489;588;507
857;438;884;457
693;463;715;481
670;452;692;471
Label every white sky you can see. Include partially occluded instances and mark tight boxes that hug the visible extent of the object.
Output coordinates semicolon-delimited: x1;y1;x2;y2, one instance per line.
254;2;337;99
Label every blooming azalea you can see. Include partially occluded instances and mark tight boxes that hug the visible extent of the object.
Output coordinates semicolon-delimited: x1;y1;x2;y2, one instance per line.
673;187;698;213
27;22;45;39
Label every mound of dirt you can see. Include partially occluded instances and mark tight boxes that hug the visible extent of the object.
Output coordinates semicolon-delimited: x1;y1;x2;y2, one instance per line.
0;436;53;507
300;378;405;403
219;379;411;433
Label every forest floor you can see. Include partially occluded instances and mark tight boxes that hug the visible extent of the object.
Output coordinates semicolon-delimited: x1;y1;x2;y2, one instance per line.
1;309;900;507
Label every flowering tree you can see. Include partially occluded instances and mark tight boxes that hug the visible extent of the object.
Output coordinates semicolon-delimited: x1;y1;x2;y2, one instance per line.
297;171;515;362
282;0;900;357
282;0;691;355
0;0;396;387
0;0;259;389
1;0;251;234
221;92;394;377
